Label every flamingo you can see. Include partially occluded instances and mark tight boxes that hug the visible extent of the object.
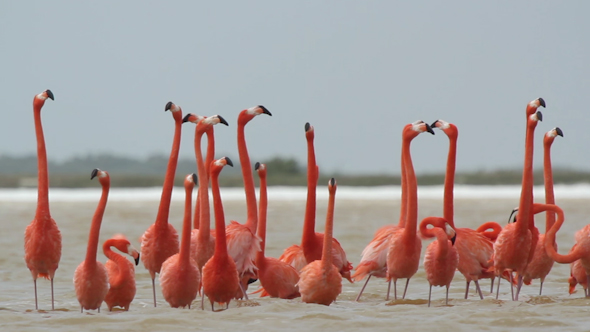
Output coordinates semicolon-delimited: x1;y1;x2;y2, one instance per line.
514;127;563;295
202;157;240;311
24;89;62;310
422;218;458;307
568;257;588;296
254;162;300;299
385;120;434;301
279;123;353;282
140;101;183;307
298;178;342;305
184;114;228;273
476;222;503;242
225;105;270;299
73;169;110;312
160;174;201;308
493;98;545;301
103;235;140;311
420;119;498;300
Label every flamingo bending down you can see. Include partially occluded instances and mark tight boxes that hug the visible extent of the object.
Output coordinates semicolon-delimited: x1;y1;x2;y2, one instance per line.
493;98;544;301
225;105;271;298
103;235;140;311
24;89;62;310
299;178;343;305
569;257;588;296
515;127;563;295
140;101;183;306
202;157;240;310
422;219;458;307
386;120;434;300
254;162;300;299
160;174;201;308
73;169;110;312
279;123;353;282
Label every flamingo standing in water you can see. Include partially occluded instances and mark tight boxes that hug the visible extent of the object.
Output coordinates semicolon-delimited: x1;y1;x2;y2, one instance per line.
73;169;110;312
493;98;545;301
569;258;588;296
140;101;183;306
184;114;228;273
103;235;140;311
420;119;498;300
279;123;353;281
254;162;300;299
514;127;563;295
24;89;62;310
160;174;201;308
385;121;434;300
202;157;240;311
225;105;270;298
422;219;458;307
299;178;342;305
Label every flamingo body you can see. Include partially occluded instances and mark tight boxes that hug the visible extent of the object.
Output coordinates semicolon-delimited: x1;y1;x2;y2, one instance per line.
103;236;139;311
73;262;108;311
299;260;342;305
423;225;458;306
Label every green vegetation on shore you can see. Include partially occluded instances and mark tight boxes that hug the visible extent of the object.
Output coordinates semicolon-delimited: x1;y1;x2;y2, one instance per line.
1;154;588;188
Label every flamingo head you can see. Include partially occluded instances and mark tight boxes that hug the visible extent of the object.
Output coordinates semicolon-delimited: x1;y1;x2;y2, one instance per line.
105;236;140;265
431;119;457;140
195;114;229;135
304;122;315;140
526;97;546;116
403;120;434;140
90;168;110;186
544;127;563;146
328;177;337;195
182;113;206;124
255;162;267;178
184;173;197;190
211;156;234;175
165;101;183;122
508;207;518;223
238;105;272;125
33;89;54;109
527;110;542;129
444;222;457;245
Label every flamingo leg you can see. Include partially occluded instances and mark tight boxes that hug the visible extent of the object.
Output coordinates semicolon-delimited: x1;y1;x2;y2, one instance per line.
586;275;590;298
464;281;470;299
386;279;392;301
201;291;205;310
34;279;38;310
402;278;410;299
238;282;249;300
51;278;55;310
508;273;514;301
474;280;483;300
539;278;544;296
490;278;494;294
98;306;100;313
151;278;157;307
428;284;432;307
355;275;371;302
495;275;501;299
445;285;449;305
515;274;523;301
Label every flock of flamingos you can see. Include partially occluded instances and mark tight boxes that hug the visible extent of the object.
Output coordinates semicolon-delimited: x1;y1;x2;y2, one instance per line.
23;89;590;313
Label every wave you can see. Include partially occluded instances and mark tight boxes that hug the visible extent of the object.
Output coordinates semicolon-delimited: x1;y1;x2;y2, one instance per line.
1;184;590;202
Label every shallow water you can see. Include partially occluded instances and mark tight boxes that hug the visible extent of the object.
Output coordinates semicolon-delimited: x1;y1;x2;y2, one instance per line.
1;186;589;331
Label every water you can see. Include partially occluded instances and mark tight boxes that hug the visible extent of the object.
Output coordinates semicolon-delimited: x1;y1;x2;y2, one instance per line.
1;185;589;331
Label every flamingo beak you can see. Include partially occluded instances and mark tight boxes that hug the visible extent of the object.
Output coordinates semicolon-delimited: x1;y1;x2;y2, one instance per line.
451;233;457;245
555;127;564;137
430;120;440;129
182;114;192;123
508;207;518;223
224;157;234;167
425;123;435;135
218;115;229;126
45;89;54;101
165;101;173;112
90;168;99;180
259;105;272;116
134;253;140;266
536;110;543;122
538;98;546;108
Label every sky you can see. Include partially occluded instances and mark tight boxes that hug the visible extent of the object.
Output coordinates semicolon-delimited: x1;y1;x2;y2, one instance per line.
1;1;588;175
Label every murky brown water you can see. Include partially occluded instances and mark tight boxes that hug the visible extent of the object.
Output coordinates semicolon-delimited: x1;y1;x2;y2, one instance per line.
1;188;589;331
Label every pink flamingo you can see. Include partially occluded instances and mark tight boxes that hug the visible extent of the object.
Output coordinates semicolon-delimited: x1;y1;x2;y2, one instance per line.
568;257;588;296
493;98;544;301
140;101;183;306
73;169;110;312
422;218;458;307
160;174;201;308
298;178;342;305
24;89;62;310
202;157;240;310
515;127;563;295
225;105;271;299
279;123;353;281
103;235;140;311
386;120;434;300
254;162;300;299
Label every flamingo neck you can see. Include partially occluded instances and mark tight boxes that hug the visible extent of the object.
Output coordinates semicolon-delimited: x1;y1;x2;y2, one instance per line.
155;117;182;227
517;121;536;234
179;184;193;265
85;181;109;265
402;137;418;239
255;173;268;268
321;189;335;270
237;120;258;233
103;242;132;287
195;130;211;239
211;169;228;258
419;216;445;239
433;227;450;258
33;104;50;220
398;143;407;228
302;135;317;249
442;134;457;227
540;203;580;264
194;129;215;229
543;140;556;231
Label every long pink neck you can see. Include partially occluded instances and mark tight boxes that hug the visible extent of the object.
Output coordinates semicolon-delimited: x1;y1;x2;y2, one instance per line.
103;240;131;287
321;186;336;270
156;117;182;227
543;138;556;231
539;203;581;264
179;182;193;265
398;144;407;228
195;130;211;240
419;216;446;239
517;120;536;235
193;129;215;229
33;102;50;220
433;227;450;258
211;168;228;258
442;131;457;227
302;133;317;249
402;135;418;239
85;179;109;265
255;170;267;268
238;118;257;233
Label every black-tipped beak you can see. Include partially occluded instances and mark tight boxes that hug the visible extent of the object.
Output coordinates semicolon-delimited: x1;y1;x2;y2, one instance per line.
451;233;457;246
538;98;546;108
329;178;336;186
182;114;192;123
426;123;435;135
135;254;140;266
555;127;564;137
45;89;54;101
218;115;229;126
165;101;173;112
191;173;197;184
90;168;99;180
508;207;518;224
430;120;440;129
536;110;543;122
225;157;234;167
255;162;260;171
259;105;272;116
305;122;311;132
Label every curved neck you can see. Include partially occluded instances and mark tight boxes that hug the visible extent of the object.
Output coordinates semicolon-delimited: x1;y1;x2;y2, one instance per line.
419;216;446;239
433;227;450;258
476;221;502;241
211;169;228;258
302;134;317;247
517;121;536;233
179;183;193;265
195;130;211;239
103;241;132;287
255;172;268;267
237;120;258;233
402;136;418;239
539;203;580;264
442;133;457;226
321;188;336;270
156;118;182;227
85;181;109;264
33;105;50;220
543;140;556;231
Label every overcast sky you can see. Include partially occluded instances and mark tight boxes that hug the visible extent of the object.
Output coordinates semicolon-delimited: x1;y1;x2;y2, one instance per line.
1;1;588;175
